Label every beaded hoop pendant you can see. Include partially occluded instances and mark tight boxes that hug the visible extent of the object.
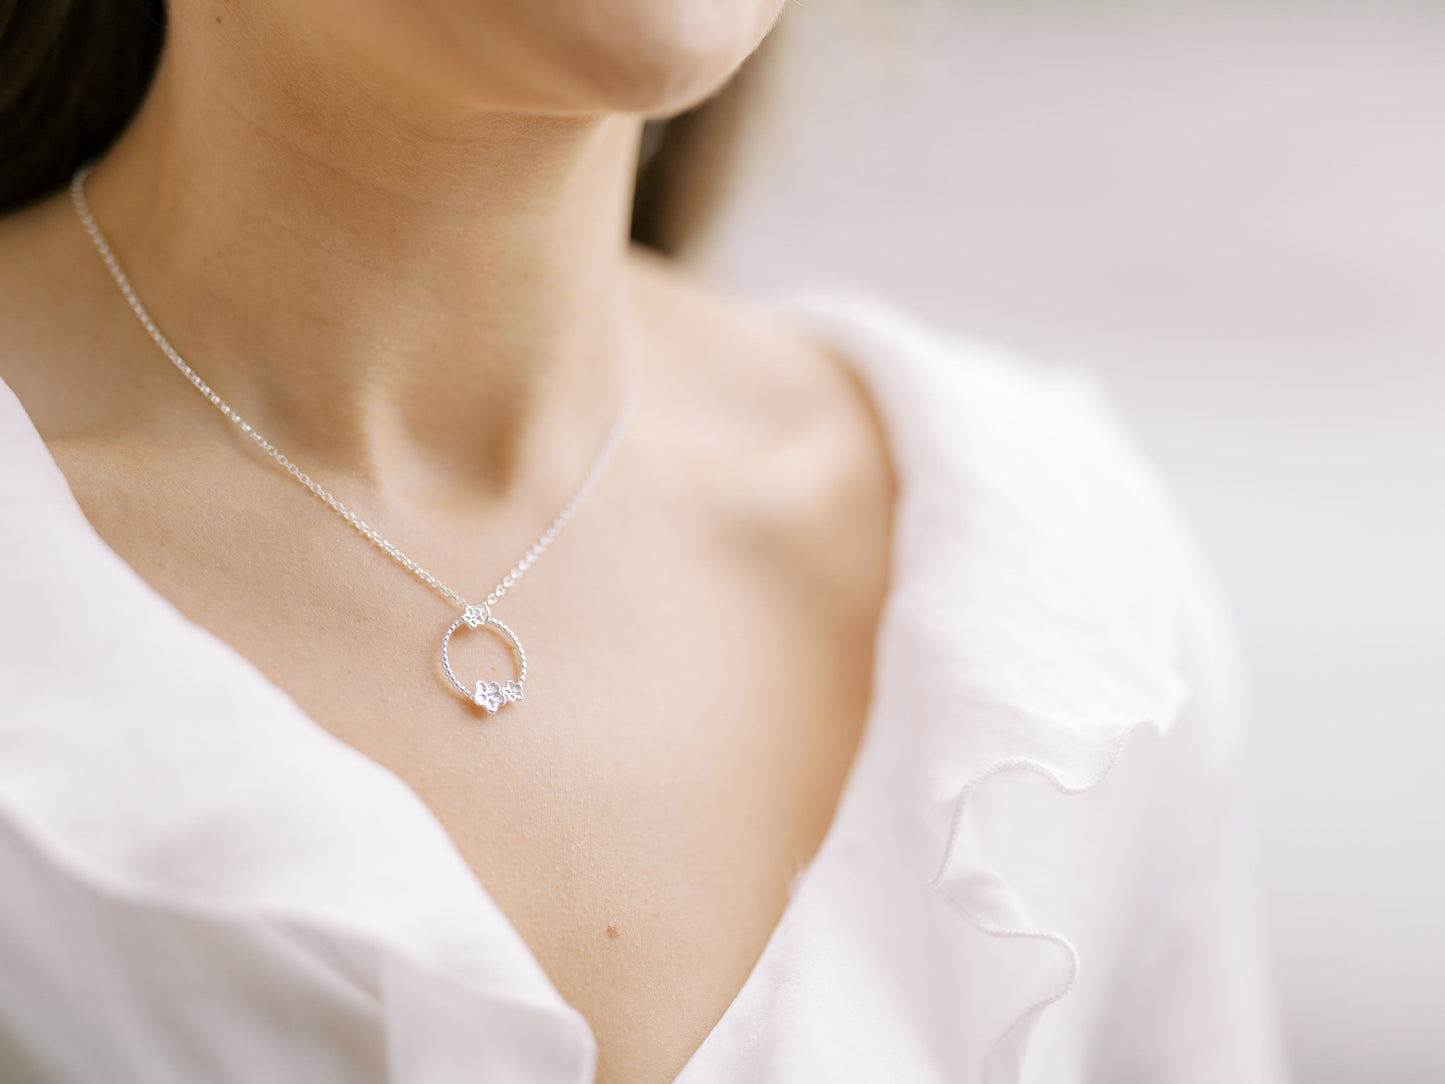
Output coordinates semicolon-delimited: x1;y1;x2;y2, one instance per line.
440;603;526;713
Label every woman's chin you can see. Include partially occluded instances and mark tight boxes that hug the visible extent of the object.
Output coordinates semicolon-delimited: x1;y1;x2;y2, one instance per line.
533;0;779;117
283;0;781;119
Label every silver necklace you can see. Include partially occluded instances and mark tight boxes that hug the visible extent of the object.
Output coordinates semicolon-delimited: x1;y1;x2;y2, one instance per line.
69;164;639;716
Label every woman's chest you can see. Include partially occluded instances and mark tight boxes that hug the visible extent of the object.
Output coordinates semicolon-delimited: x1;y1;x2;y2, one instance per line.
372;577;882;1084
52;435;894;1084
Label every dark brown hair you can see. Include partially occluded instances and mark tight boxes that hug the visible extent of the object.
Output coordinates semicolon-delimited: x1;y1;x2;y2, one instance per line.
0;0;766;255
0;0;166;215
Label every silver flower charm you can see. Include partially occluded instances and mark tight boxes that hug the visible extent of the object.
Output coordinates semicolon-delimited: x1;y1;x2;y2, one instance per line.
462;605;488;630
473;680;506;713
473;679;525;713
472;677;524;713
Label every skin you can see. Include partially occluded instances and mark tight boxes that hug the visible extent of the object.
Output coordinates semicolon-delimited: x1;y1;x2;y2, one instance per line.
0;2;897;1081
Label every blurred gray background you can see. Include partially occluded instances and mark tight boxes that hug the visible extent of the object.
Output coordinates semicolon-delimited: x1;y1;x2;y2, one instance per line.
682;2;1445;1081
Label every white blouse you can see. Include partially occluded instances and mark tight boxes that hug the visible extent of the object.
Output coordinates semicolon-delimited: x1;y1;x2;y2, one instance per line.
0;287;1292;1083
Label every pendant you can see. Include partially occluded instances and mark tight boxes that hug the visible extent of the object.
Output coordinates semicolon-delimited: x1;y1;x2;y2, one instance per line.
440;603;527;714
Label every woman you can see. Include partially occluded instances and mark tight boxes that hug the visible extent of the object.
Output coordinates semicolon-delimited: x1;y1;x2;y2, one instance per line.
0;1;1291;1082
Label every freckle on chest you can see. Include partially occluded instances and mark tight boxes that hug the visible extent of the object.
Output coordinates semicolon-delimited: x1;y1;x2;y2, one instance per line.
606;924;620;940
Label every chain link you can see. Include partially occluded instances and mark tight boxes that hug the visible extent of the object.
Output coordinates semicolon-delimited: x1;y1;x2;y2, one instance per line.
69;164;639;614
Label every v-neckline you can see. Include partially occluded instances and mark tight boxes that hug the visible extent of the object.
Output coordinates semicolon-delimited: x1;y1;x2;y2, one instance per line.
0;296;907;1082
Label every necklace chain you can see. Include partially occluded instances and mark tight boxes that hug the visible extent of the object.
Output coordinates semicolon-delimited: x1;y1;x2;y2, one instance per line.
69;164;639;614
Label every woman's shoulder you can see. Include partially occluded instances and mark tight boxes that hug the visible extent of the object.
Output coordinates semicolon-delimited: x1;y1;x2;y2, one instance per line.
761;281;1250;789
763;281;1174;487
626;260;1204;596
765;282;1225;591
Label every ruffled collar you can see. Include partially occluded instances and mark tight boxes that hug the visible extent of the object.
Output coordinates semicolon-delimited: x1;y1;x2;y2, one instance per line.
767;287;1197;1079
0;285;1198;1083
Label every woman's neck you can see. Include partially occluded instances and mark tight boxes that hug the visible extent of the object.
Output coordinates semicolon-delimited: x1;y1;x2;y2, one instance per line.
84;3;645;501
